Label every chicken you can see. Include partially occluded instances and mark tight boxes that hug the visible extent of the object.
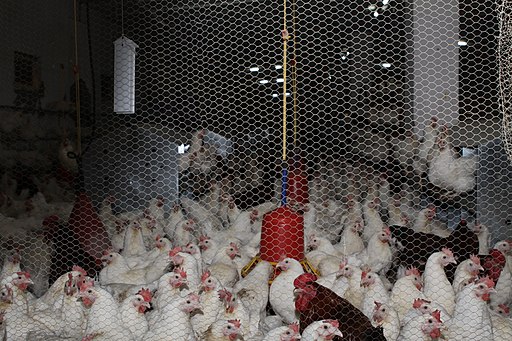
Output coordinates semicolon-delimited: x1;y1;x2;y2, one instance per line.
472;221;491;255
150;268;189;315
143;292;202;341
233;259;273;338
120;288;151;340
490;304;512;341
163;203;186;239
121;219;147;257
204;319;244;341
390;267;426;322
301;319;344;341
428;125;477;194
293;272;387;340
401;298;451;328
77;279;134;341
169;246;201;291
361;270;390;319
336;259;365;310
372;301;400;341
362;196;385;243
335;219;364;256
452;254;483;294
206;242;241;288
422;248;457;315
217;288;251;338
190;270;224;339
443;277;494;341
397;310;443;341
261;322;301;341
357;227;393;275
269;257;304;324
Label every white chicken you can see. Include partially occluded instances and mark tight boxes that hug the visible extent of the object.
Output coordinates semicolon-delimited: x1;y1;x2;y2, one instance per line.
372;301;400;341
390;267;426;322
428;126;477;194
423;248;457;315
233;260;273;338
204;318;244;341
207;242;241;288
191;270;224;339
120;288;152;340
301;319;343;341
452;254;483;294
397;310;444;341
361;270;390;319
269;257;304;324
261;322;301;341
443;277;495;341
77;279;134;341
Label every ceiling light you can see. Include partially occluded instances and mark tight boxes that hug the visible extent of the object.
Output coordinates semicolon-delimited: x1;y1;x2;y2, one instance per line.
249;67;260;72
381;63;392;68
275;65;283;70
259;79;269;84
457;40;468;46
272;94;279;98
382;0;390;5
276;78;284;83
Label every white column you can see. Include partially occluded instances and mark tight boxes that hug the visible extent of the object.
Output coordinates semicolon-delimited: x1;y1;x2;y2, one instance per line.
413;0;460;135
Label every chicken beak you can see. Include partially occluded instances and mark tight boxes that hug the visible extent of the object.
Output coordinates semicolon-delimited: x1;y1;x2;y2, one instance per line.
334;329;343;338
142;301;151;309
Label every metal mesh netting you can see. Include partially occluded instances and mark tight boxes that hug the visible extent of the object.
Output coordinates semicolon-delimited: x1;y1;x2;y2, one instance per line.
0;0;512;340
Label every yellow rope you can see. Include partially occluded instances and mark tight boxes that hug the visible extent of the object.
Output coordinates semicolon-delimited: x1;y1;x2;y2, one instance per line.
73;0;81;156
282;0;288;161
292;0;298;146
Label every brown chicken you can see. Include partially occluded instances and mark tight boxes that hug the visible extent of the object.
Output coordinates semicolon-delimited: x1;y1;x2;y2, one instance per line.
294;273;386;341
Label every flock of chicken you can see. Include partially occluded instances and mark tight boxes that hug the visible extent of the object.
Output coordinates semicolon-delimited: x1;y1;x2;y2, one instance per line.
0;117;506;341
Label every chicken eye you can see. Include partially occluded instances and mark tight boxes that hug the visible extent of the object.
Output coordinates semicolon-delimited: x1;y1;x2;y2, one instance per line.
207;279;212;283
88;290;92;294
423;306;429;310
414;277;418;281
286;331;291;335
442;256;447;259
137;297;141;301
285;260;289;264
186;300;190;304
382;308;386;312
324;325;329;329
227;326;232;329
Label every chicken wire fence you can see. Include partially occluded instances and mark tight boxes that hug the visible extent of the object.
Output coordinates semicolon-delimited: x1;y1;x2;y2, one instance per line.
0;0;511;340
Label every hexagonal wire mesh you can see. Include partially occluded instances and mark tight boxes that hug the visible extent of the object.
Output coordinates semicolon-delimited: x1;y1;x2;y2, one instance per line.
0;0;511;339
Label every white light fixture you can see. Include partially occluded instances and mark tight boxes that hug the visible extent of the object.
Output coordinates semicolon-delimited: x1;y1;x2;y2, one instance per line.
382;0;390;5
249;67;260;72
272;94;279;98
114;36;138;114
286;92;291;97
381;63;392;68
374;11;379;17
275;65;283;70
259;79;269;84
276;78;284;83
341;56;347;60
457;40;468;46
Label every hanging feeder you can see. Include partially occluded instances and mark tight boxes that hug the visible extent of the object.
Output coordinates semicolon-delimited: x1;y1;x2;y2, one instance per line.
114;36;138;114
241;0;317;280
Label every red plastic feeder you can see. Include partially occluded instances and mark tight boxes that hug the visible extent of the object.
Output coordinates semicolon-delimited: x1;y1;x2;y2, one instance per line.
286;149;309;205
260;206;305;263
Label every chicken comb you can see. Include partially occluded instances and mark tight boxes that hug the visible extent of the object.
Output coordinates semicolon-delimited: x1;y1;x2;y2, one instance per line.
383;226;391;236
102;248;113;256
177;268;187;278
72;265;87;277
431;310;442;323
469;254;481;266
361;271;368;279
293;273;318;288
289;322;300;333
169;246;183;257
201;270;211;282
228;319;241;329
374;301;382;309
499;304;510;315
413;298;430;309
325;319;339;328
405;267;421;277
138;288;152;302
155;234;162;241
441;248;454;258
218;288;231;300
478;276;495;289
16;271;31;279
199;235;209;242
339;258;349;269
